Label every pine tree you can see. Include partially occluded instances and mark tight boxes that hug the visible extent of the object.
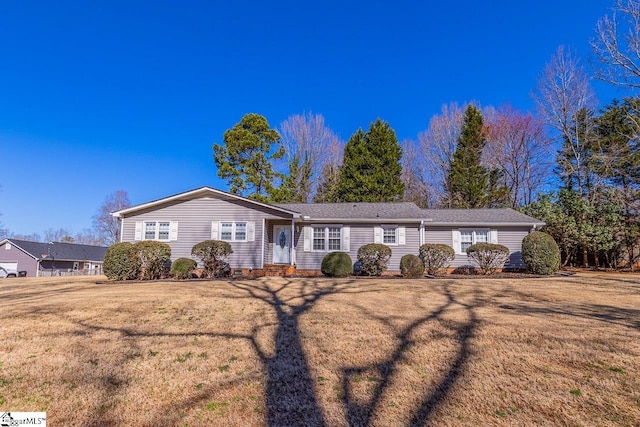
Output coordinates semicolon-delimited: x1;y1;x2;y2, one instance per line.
330;119;404;202
213;113;284;202
446;105;507;208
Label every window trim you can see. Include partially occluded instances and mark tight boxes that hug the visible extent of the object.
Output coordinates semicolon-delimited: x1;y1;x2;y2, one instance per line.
382;225;398;246
219;221;248;242
458;228;490;254
311;225;343;252
143;221;171;242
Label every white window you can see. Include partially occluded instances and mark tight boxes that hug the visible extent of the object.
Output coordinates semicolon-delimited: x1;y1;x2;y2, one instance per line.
328;227;341;250
313;227;326;251
383;226;397;245
142;221;174;241
312;226;342;251
219;222;248;242
460;229;489;253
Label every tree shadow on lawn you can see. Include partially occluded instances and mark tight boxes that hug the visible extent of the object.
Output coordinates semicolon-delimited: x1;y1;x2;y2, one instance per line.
72;279;483;427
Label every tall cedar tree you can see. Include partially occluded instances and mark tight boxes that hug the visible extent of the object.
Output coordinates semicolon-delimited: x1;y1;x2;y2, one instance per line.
270;153;313;203
330;119;404;202
213;113;284;202
447;105;507;208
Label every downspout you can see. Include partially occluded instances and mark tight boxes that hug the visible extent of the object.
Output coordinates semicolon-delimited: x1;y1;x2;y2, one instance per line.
291;220;295;266
261;218;266;268
419;220;424;246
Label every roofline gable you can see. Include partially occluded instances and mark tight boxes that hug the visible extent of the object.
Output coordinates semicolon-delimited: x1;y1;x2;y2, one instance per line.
110;187;302;218
0;239;38;260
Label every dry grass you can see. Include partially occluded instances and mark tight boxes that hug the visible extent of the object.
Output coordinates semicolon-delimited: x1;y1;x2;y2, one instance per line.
0;273;639;426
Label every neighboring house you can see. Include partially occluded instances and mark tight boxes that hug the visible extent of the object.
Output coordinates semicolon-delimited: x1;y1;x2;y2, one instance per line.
0;239;109;277
112;187;544;275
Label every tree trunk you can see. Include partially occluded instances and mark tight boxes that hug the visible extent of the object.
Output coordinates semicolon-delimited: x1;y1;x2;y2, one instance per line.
582;243;589;268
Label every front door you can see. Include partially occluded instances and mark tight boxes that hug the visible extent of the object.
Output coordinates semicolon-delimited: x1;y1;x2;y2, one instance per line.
273;225;291;264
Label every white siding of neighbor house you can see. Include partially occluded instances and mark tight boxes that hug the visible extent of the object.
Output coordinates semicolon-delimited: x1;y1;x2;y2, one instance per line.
121;196;292;269
424;226;531;268
289;223;421;271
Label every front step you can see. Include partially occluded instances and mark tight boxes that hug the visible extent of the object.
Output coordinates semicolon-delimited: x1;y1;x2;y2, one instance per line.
263;264;296;277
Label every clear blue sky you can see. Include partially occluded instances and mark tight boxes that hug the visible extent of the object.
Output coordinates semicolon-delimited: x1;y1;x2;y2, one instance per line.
0;0;626;236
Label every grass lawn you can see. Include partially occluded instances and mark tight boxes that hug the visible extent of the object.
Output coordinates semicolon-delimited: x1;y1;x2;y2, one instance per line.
0;274;639;426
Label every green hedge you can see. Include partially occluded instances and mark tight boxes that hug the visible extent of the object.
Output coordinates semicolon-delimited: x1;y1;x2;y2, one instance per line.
357;243;392;276
321;252;353;277
400;254;424;278
522;231;560;275
418;243;455;276
103;242;141;280
134;241;172;280
466;243;510;275
191;240;233;278
170;257;197;279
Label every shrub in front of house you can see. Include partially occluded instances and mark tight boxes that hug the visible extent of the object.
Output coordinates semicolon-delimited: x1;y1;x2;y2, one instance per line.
466;243;510;275
321;252;353;277
400;254;424;279
418;243;455;276
170;257;197;279
191;240;233;278
357;243;392;276
521;231;561;275
133;241;172;280
103;242;141;280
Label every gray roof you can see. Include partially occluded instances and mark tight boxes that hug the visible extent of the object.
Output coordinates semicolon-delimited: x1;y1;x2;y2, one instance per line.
7;239;109;262
275;202;430;220
423;209;544;225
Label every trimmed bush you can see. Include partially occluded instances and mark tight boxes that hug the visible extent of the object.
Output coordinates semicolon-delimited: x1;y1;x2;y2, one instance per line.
170;257;197;279
400;254;424;278
321;252;353;277
419;243;455;276
357;243;392;276
522;231;560;275
134;241;172;280
103;242;141;280
466;243;510;275
191;240;233;278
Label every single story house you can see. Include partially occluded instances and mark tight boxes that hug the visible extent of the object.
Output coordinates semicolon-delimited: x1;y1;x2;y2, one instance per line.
0;239;109;277
111;187;544;275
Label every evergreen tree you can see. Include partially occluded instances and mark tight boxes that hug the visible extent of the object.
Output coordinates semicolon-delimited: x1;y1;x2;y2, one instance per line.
213;113;284;202
446;105;508;208
330;119;404;202
271;153;313;203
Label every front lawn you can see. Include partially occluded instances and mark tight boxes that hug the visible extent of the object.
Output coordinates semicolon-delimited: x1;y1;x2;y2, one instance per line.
0;274;638;426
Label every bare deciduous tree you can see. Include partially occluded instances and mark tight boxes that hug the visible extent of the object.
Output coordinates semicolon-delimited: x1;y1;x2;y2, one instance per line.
484;105;554;207
533;46;597;195
92;190;131;246
278;112;342;202
313;137;344;203
401;139;431;208
592;0;640;88
44;228;72;243
418;103;465;207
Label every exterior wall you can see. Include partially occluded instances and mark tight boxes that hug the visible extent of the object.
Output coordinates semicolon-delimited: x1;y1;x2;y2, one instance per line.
121;196;292;269
293;223;421;271
424;226;531;268
0;241;38;276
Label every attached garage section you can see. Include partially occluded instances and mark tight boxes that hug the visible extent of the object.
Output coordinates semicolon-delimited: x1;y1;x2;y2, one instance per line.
0;262;18;271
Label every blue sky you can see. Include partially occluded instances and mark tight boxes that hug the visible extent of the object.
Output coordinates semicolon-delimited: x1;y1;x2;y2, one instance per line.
0;1;627;236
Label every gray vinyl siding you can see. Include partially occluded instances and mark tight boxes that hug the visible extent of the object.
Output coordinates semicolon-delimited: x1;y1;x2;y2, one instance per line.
0;241;37;276
121;196;292;269
293;223;421;271
424;226;531;268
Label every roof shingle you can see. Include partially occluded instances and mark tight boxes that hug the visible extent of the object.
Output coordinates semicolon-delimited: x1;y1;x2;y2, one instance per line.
8;239;109;261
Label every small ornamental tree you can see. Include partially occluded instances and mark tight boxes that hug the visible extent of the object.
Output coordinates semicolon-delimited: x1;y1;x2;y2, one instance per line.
357;243;392;276
321;252;353;277
522;231;561;275
419;243;455;275
133;241;171;280
191;240;233;278
466;243;510;275
400;254;424;278
170;258;197;279
103;242;141;280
